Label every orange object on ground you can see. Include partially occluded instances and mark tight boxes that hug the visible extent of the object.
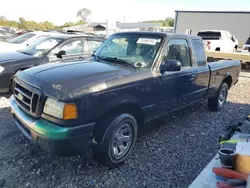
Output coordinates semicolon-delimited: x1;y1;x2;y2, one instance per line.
236;154;250;174
212;167;248;181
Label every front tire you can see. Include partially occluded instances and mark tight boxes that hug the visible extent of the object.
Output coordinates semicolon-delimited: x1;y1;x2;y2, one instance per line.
208;83;228;112
92;113;138;169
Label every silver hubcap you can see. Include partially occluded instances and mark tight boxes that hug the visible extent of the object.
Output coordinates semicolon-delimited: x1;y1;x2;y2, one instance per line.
111;123;133;159
218;88;227;107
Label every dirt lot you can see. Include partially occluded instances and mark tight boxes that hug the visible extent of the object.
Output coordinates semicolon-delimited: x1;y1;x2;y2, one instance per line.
0;69;250;188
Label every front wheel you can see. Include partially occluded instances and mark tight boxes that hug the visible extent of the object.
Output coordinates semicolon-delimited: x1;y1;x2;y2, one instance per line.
92;113;138;169
208;83;228;112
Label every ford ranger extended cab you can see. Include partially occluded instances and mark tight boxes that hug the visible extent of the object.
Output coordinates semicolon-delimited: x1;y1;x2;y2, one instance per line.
197;30;238;52
10;32;241;168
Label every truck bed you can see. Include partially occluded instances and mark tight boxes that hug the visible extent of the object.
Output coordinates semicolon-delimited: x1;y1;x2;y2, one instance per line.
207;60;241;98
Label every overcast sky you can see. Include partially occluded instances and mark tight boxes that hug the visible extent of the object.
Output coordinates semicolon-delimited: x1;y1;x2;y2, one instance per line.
1;0;250;25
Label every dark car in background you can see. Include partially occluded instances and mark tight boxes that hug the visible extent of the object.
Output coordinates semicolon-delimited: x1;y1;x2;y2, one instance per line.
241;37;250;69
0;34;104;93
243;37;250;52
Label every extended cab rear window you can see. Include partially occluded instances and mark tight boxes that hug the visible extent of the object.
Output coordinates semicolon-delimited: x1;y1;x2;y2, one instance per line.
192;39;206;66
197;32;221;40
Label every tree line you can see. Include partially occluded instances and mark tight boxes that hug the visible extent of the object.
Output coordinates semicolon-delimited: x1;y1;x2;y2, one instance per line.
0;8;174;32
0;16;85;31
143;17;175;27
0;8;92;31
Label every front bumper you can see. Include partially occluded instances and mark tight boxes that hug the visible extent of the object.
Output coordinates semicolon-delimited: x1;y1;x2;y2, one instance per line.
10;95;95;156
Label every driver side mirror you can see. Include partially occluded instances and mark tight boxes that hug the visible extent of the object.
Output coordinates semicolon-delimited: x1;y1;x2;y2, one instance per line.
55;50;66;58
160;59;182;74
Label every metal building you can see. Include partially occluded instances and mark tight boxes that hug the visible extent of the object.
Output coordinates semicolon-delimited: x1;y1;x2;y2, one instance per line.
174;10;250;46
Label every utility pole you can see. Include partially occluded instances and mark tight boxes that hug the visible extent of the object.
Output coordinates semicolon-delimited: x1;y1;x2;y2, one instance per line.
106;19;109;38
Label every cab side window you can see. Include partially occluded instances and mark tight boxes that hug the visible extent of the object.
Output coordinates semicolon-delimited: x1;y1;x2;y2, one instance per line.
60;40;84;55
192;39;206;66
163;39;191;67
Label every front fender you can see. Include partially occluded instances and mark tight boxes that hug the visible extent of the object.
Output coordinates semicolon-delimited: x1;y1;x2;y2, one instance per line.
86;93;141;120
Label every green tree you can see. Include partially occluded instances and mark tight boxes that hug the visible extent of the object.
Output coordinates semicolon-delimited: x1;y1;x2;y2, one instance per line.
75;20;85;25
77;8;91;23
165;17;174;27
143;17;175;27
38;22;46;30
62;22;75;27
43;21;55;30
9;21;18;28
18;17;27;29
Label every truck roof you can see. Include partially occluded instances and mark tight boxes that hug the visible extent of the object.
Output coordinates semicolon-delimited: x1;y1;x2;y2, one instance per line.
112;31;201;40
199;30;228;33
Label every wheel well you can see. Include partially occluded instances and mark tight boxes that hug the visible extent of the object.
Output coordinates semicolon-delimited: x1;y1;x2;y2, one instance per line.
10;68;29;84
215;47;220;51
100;103;144;127
223;76;232;89
234;45;238;50
9;68;30;92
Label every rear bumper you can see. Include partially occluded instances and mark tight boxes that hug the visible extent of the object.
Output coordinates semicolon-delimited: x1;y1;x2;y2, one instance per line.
10;95;95;156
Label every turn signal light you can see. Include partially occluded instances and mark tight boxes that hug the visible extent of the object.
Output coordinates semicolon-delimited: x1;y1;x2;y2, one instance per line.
63;104;77;120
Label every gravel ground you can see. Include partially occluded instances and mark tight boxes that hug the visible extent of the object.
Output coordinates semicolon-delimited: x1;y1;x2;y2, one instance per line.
0;70;250;188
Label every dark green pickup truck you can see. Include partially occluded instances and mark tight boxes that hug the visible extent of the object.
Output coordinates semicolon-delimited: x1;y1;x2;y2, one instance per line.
10;32;240;168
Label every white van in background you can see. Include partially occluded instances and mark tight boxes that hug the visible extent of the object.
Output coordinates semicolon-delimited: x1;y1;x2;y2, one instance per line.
197;30;238;53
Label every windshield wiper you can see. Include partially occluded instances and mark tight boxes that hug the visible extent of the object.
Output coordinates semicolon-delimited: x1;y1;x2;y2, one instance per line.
19;51;31;56
102;57;136;69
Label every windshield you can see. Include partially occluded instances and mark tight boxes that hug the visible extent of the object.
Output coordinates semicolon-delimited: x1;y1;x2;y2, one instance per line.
19;36;63;56
7;33;36;44
94;34;163;68
197;31;221;40
245;37;250;45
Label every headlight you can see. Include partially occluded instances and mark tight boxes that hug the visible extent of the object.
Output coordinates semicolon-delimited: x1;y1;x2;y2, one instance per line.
43;98;77;120
0;66;4;73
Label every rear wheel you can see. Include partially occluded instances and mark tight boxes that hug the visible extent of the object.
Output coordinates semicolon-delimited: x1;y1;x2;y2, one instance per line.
208;83;228;112
92;113;138;169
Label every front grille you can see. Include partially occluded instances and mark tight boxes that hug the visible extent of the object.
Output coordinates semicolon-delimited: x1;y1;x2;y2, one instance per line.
14;79;41;117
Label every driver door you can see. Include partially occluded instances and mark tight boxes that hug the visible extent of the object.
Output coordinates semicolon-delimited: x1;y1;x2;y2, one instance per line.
157;38;199;113
49;39;85;63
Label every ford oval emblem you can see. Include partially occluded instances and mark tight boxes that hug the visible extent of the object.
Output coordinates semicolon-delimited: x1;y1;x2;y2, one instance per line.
17;93;24;101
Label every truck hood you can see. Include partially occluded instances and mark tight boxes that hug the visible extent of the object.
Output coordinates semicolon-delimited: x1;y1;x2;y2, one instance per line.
0;51;33;63
19;61;140;99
